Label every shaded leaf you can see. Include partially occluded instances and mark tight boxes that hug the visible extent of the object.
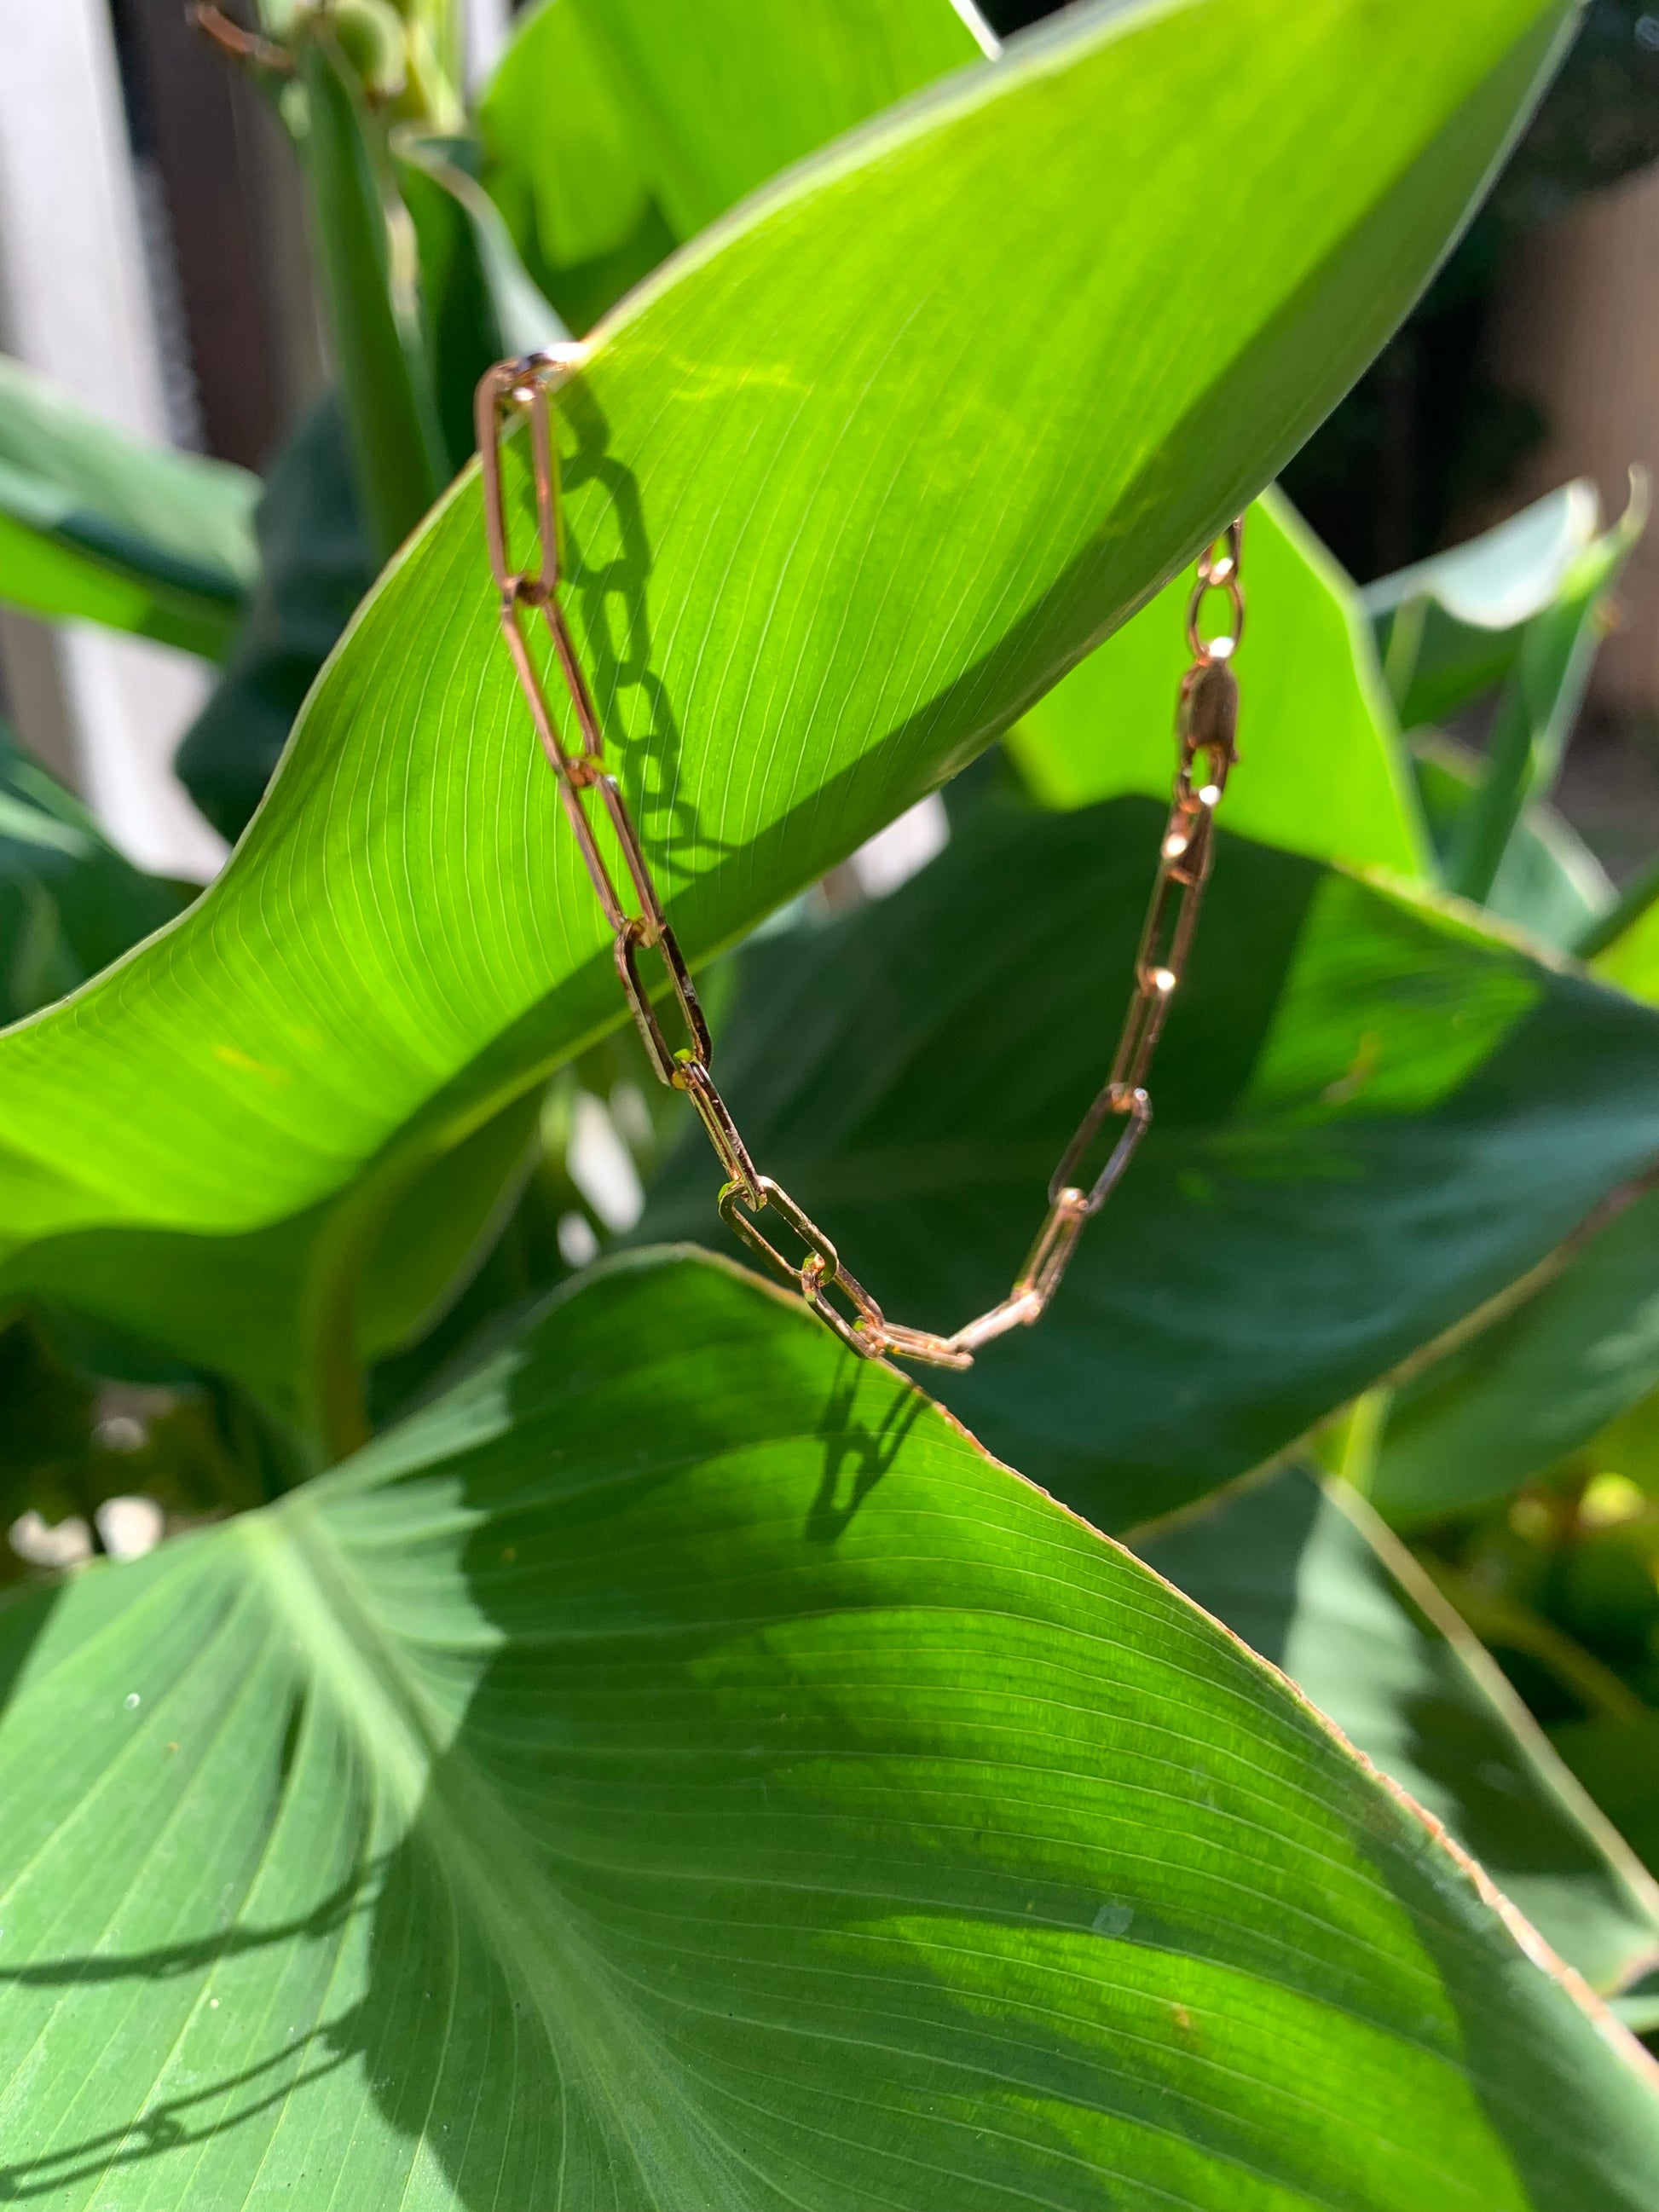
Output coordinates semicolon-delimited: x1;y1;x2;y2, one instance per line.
0;1248;1654;2207
1373;1184;1659;1521
297;31;446;561
172;400;373;843
642;797;1659;1530
0;353;257;660
1552;1710;1659;1882
0;1313;268;1579
1136;1460;1659;1994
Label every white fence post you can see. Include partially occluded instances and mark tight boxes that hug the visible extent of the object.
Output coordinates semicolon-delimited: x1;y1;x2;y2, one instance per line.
0;0;228;879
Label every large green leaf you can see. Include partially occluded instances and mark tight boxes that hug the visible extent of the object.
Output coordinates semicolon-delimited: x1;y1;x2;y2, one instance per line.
1136;1460;1659;1995
0;0;1584;1418
1006;488;1427;876
171;401;373;844
478;0;991;330
1;1248;1655;2209
642;797;1659;1530
0;355;257;660
0;722;193;1025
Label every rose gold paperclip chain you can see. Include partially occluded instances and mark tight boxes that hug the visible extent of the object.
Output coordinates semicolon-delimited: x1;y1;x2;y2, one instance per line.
477;349;1243;1372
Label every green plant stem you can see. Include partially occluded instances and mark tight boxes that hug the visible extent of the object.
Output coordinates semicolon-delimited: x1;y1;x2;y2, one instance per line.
1575;844;1659;962
1380;593;1427;708
1447;617;1599;906
1446;679;1541;907
1422;1560;1648;1723
1329;1386;1394;1498
299;33;446;564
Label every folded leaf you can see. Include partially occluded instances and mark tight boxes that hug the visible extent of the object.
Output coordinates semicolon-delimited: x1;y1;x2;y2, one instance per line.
0;354;257;660
0;1248;1653;2208
642;798;1659;1529
1136;1460;1659;1994
1365;479;1604;730
0;0;1584;1412
1007;488;1427;876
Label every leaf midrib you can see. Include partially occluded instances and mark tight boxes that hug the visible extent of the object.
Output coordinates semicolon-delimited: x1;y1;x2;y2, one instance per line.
243;1496;793;2209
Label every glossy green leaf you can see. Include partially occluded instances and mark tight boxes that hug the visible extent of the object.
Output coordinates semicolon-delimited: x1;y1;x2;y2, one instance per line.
642;796;1659;1531
0;354;257;660
1006;488;1427;876
1;1247;1656;2209
1136;1460;1659;1994
172;401;373;844
1373;1187;1659;1521
0;0;1584;1414
478;0;991;330
1364;480;1603;731
0;721;193;1025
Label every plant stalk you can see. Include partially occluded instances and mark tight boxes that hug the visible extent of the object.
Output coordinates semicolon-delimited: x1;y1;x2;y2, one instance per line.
1575;843;1659;963
298;32;447;564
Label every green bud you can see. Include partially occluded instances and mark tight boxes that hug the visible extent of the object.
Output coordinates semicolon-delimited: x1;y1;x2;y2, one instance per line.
324;0;408;101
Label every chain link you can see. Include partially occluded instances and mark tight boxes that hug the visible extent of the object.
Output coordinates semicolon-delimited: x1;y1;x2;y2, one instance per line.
477;351;1242;1370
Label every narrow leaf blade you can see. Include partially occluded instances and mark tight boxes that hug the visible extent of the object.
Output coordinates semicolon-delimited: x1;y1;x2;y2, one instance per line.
0;355;257;659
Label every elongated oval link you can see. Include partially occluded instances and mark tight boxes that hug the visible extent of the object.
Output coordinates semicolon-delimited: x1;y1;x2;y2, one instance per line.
946;1293;1043;1357
877;1320;975;1371
615;915;711;1086
682;1063;761;1208
1049;1083;1152;1215
1186;522;1246;661
1013;1189;1090;1308
477;349;1240;1376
